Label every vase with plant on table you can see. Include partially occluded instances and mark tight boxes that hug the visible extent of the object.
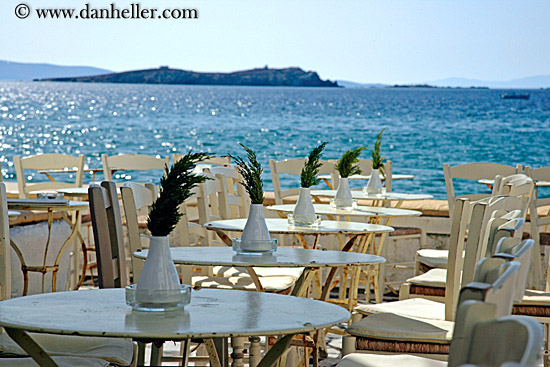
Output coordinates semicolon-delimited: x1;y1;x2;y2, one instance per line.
289;142;327;226
231;144;277;255
127;152;209;311
365;128;386;196
333;146;366;208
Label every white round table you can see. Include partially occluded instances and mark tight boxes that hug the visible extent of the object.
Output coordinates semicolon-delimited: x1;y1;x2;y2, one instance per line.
204;217;393;249
0;288;350;367
134;247;386;298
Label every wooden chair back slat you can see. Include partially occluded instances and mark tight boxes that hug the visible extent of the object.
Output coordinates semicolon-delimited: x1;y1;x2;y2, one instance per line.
101;153;169;181
89;181;128;289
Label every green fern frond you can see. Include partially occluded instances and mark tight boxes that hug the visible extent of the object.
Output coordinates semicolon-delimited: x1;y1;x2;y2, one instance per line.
147;151;210;236
231;144;264;204
300;142;328;188
371;129;386;170
336;147;367;178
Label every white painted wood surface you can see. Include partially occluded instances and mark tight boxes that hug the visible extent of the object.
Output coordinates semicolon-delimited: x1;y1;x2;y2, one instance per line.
310;190;433;201
0;288;350;339
134;247;386;268
204;218;393;235
267;204;421;218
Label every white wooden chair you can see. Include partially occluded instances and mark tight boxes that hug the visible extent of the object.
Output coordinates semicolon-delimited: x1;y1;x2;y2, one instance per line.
407;195;527;301
343;254;525;358
269;158;338;204
342;195;533;357
443;162;523;215
416;175;533;274
339;300;543;367
0;182;136;367
101;153;169;183
13;153;85;198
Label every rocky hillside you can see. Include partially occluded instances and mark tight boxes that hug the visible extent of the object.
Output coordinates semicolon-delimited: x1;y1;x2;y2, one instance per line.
42;66;338;87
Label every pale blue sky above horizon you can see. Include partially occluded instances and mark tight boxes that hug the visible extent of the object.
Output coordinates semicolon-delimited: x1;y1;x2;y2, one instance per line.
1;0;548;84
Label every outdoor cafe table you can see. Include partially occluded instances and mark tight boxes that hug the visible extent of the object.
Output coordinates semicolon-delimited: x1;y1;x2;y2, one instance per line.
267;204;421;302
0;288;350;367
309;190;433;208
134;246;386;300
203;217;393;250
266;204;421;225
6;198;89;293
318;173;415;189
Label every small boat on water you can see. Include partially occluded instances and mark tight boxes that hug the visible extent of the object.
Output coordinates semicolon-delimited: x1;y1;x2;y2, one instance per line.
501;93;530;100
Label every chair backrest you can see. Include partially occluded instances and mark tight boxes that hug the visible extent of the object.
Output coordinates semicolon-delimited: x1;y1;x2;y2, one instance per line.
461;195;527;285
524;166;550;291
0;183;11;300
173;153;231;167
448;300;543;367
13;154;85;198
494;238;535;302
209;166;250;219
443;163;523;215
195;175;228;246
88;181;128;289
120;182;157;281
269;158;338;204
101;153;169;182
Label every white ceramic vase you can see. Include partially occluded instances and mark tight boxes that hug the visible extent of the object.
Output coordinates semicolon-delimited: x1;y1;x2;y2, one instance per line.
137;236;181;297
241;203;270;243
292;188;316;224
333;177;354;208
366;168;384;194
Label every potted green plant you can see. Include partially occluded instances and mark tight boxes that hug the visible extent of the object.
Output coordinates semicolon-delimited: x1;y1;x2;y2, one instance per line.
292;142;328;224
137;152;209;298
334;147;366;207
232;144;276;254
365;129;386;195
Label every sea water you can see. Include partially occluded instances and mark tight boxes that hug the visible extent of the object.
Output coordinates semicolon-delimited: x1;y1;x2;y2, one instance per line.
1;81;549;199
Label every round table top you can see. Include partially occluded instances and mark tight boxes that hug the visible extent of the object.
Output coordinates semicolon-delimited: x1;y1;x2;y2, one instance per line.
309;190;433;201
0;288;350;340
134;247;386;268
6;199;89;211
318;173;414;181
204;218;393;235
267;204;422;218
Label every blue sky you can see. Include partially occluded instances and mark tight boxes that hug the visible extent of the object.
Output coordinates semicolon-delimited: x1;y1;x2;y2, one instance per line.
1;0;549;84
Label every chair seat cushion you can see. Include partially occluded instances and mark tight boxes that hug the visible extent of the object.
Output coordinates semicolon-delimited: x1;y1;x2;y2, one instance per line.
346;313;454;344
0;356;110;367
338;353;447;367
416;249;449;268
355;298;445;321
192;275;296;292
212;266;304;279
0;334;133;366
407;269;447;288
519;289;550;305
512;289;550;317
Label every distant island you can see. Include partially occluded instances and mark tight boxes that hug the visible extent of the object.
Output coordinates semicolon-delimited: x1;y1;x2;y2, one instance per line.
40;66;339;87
